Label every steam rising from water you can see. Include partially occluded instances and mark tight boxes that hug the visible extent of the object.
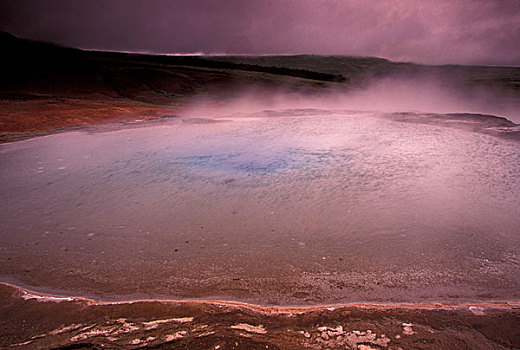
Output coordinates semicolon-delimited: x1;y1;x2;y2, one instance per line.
183;76;520;124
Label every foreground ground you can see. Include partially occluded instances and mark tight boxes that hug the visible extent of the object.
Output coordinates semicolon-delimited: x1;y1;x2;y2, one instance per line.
1;284;519;350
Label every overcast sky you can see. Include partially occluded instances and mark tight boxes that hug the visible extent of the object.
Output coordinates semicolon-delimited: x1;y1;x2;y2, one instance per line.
1;0;519;65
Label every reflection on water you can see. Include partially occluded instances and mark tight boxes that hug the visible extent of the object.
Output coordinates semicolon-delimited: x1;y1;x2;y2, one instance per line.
0;110;519;304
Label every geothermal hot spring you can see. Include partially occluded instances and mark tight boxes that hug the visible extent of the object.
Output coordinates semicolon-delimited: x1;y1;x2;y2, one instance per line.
1;108;519;305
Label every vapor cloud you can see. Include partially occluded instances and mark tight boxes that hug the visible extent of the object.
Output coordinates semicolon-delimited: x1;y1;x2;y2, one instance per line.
179;74;520;123
1;0;519;65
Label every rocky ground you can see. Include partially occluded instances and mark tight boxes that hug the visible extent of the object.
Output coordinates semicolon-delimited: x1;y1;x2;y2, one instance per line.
1;284;519;349
0;98;181;143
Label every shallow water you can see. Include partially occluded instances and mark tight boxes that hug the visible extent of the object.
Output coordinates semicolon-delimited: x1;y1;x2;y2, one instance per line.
1;110;519;305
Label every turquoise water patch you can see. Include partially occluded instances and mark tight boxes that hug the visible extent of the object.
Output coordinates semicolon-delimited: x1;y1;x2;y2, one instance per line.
170;148;353;176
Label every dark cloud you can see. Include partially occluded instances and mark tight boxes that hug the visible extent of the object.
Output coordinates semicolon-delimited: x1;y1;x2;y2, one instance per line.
1;0;519;65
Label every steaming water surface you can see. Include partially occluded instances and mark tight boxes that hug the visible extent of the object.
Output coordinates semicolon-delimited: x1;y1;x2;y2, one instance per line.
1;110;519;304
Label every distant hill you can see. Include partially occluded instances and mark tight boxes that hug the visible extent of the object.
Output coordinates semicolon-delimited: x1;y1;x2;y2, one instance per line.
0;31;351;105
2;31;519;106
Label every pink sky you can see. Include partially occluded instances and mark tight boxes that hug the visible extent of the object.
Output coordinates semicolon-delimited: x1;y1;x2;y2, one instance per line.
1;0;519;65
